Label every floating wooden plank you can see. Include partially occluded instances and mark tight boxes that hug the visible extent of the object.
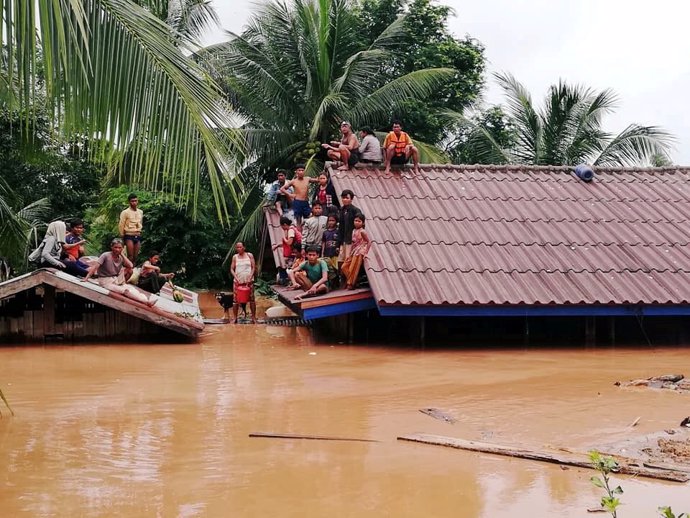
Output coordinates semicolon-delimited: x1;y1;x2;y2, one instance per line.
397;433;690;483
249;432;379;443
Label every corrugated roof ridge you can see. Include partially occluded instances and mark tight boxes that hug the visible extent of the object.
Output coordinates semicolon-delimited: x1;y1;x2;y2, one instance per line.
327;162;690;174
366;267;690;274
361;193;687;202
373;239;690;246
370;215;688;223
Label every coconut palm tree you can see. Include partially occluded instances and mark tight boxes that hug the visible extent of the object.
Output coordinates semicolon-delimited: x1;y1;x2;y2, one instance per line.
203;0;453;241
137;0;220;44
0;0;242;219
462;72;674;166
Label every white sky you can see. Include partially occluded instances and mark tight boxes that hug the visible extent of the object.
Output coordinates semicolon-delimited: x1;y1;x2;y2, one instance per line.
206;0;690;164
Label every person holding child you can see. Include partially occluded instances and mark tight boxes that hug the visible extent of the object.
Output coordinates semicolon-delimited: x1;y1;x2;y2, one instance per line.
272;216;302;283
340;213;371;290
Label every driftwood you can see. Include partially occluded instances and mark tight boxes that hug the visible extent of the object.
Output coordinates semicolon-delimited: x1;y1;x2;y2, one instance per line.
249;432;379;443
419;408;457;424
397;433;690;483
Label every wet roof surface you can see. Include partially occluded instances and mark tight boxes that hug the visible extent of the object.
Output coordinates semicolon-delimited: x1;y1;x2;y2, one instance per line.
329;164;690;306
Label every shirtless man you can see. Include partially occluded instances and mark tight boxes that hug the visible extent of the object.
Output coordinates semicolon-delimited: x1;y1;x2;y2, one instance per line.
322;121;360;171
279;164;318;227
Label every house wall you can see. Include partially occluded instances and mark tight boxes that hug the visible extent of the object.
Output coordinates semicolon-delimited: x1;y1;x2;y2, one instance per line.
0;287;181;343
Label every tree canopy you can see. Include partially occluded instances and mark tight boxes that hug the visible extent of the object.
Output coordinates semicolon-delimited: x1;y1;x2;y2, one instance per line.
460;73;674;166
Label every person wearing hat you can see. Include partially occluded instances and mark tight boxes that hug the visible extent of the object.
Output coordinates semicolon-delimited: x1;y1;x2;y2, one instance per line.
322;121;360;171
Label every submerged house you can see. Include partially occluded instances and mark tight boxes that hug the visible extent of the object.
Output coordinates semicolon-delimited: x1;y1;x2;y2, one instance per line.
267;164;690;344
0;269;204;342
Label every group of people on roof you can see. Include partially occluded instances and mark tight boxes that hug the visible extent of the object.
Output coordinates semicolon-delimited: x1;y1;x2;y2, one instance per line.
321;120;421;174
227;121;425;321
30;194;175;307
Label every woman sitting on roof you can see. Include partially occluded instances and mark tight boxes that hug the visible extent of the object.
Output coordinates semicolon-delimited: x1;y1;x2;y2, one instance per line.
82;238;155;306
29;221;89;277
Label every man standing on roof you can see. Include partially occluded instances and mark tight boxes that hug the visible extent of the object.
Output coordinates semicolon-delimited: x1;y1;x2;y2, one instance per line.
279;164;317;227
119;193;144;265
383;120;420;175
322;121;360;171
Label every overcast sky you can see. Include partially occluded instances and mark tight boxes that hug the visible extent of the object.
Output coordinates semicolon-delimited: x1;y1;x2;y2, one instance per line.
206;0;690;164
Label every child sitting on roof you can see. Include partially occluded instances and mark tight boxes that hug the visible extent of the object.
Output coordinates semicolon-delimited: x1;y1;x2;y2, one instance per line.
340;213;370;290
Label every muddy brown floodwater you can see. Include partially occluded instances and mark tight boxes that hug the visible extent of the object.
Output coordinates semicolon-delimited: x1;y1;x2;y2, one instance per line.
0;294;689;517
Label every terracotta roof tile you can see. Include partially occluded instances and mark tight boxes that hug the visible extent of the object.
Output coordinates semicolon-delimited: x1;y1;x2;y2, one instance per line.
329;165;690;307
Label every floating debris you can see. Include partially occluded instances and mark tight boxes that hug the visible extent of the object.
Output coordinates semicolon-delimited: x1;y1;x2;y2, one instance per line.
615;374;690;392
419;408;457;424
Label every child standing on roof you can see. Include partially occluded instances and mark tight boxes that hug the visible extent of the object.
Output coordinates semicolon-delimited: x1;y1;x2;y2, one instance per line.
301;202;327;256
321;214;340;289
340;213;370;290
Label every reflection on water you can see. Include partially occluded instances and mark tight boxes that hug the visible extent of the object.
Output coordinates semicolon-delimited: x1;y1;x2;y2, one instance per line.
0;296;688;517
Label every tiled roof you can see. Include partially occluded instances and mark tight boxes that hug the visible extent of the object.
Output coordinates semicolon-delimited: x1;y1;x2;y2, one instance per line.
329;164;690;307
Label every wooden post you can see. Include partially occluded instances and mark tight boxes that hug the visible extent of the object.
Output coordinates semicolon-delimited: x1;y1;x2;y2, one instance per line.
585;316;596;346
419;317;426;346
43;285;56;338
608;317;616;345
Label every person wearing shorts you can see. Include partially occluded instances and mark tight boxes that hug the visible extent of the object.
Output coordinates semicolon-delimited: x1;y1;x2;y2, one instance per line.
383;120;420;174
119;193;144;264
322;121;360;171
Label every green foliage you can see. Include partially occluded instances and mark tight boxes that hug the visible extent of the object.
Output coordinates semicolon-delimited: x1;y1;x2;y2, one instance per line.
354;0;486;144
86;186;233;289
1;0;243;218
0;110;105;222
589;451;622;517
461;72;674;166
659;506;688;518
450;105;517;164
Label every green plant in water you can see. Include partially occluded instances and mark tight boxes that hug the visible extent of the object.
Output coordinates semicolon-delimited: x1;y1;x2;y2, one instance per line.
0;387;14;417
589;451;623;517
659;506;688;518
589;451;687;517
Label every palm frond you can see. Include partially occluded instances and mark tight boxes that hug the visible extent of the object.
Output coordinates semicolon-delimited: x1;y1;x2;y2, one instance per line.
494;72;542;164
349;68;455;128
593;124;675;167
2;0;244;219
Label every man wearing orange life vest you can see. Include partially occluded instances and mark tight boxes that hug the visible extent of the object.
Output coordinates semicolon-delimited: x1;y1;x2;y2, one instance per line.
383;120;420;174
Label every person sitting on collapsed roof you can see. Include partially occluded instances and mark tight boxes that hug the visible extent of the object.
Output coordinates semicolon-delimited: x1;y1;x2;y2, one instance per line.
358;127;382;165
137;251;175;294
265;169;293;216
288;246;330;299
29;220;89;277
322;121;360;171
82;238;155;306
383;120;420;174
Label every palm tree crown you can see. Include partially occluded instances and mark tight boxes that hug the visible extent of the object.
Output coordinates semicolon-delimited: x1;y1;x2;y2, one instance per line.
205;0;453;167
466;73;674;166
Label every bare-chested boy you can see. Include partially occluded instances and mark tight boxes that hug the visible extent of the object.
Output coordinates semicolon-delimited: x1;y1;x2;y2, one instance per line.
322;121;360;171
279;164;318;227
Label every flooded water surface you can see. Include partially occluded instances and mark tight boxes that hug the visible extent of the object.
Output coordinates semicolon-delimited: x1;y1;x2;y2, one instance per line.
1;298;689;517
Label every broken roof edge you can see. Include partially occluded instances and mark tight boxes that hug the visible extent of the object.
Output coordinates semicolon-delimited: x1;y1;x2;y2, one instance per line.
0;269;204;338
